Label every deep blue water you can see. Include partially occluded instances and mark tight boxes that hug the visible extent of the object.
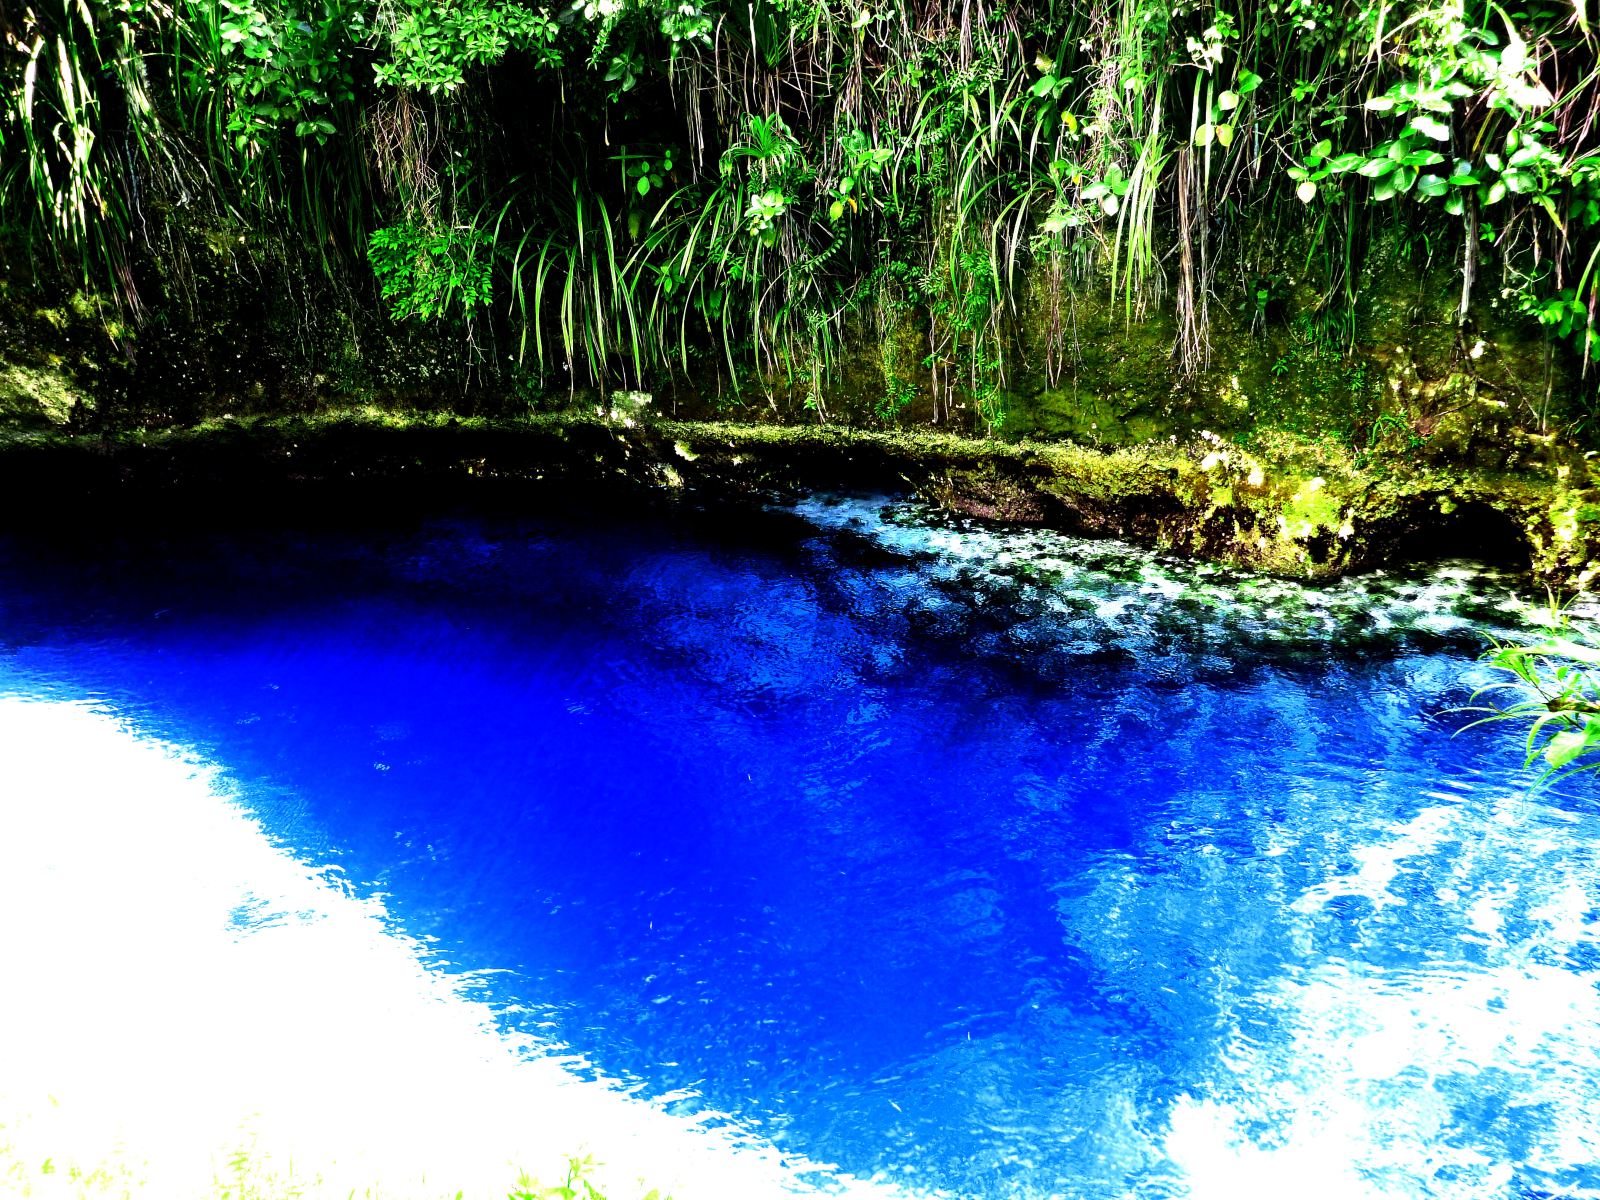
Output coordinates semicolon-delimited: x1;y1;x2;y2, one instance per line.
3;497;1598;1198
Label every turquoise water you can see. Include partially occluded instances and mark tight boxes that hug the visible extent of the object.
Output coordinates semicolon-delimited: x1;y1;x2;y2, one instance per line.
1;494;1597;1198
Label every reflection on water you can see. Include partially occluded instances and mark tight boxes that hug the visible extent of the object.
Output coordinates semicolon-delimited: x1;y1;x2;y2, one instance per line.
0;494;1597;1199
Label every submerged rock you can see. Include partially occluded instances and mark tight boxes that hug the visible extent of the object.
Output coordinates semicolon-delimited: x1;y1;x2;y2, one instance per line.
783;493;1565;675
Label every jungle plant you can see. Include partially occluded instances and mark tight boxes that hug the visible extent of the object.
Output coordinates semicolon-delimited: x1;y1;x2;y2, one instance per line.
10;0;1600;426
827;129;894;221
619;147;674;198
374;0;562;90
1470;602;1600;780
0;0;167;305
369;219;494;320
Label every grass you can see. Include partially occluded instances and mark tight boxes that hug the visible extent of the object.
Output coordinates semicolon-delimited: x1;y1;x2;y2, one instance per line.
0;1136;647;1200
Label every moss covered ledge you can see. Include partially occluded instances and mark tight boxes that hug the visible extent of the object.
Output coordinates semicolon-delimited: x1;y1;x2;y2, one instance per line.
647;420;1595;582
0;409;1594;586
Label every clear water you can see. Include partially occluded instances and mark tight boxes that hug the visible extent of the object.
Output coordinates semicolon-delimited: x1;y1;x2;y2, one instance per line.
2;495;1598;1199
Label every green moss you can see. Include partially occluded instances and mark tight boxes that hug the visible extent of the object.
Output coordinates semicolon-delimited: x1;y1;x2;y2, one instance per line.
0;361;86;427
0;399;1588;582
1278;477;1345;540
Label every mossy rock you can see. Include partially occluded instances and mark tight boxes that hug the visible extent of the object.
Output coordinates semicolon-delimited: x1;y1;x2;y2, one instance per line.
4;409;1588;587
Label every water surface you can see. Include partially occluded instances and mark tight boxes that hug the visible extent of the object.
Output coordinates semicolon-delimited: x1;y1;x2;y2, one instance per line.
1;494;1596;1199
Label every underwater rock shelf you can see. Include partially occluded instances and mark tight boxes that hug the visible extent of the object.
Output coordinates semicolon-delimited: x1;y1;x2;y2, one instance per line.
0;412;1593;584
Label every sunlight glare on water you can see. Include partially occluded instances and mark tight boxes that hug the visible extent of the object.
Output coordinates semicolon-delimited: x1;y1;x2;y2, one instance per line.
0;694;887;1200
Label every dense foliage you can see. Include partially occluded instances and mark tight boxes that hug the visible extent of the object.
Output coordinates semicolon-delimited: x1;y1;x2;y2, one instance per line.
4;0;1599;418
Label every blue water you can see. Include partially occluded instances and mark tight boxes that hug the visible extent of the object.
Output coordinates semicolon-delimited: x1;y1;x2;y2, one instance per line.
3;497;1598;1198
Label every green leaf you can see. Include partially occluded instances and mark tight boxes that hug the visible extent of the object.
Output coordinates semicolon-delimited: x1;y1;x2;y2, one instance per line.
1417;172;1448;197
1544;727;1595;768
1328;153;1365;173
1357;156;1398;178
1238;70;1263;95
1365;95;1396;111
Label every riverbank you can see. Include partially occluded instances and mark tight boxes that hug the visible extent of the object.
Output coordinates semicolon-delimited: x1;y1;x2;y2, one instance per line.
1;408;1593;585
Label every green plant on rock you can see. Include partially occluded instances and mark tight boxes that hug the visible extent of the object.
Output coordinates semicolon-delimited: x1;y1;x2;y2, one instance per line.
210;0;362;153
368;219;494;320
374;0;562;91
0;0;166;302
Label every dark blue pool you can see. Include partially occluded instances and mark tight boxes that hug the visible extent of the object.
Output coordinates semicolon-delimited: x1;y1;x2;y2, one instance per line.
2;496;1597;1198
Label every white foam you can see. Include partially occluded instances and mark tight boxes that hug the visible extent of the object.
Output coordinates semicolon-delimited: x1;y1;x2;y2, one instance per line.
787;494;1570;655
